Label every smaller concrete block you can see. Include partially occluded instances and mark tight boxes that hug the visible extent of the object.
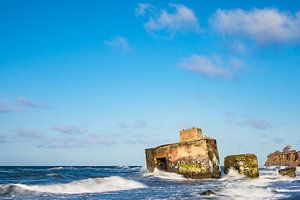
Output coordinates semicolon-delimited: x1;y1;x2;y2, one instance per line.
224;154;259;178
278;167;296;177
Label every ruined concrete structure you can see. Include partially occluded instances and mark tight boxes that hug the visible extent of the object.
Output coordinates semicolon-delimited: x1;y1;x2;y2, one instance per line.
265;145;300;167
145;128;221;179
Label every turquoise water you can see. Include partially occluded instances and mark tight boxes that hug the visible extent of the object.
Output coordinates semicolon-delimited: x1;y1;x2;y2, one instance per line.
0;166;299;199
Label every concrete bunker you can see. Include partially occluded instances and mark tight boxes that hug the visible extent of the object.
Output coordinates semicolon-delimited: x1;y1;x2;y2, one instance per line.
145;127;221;179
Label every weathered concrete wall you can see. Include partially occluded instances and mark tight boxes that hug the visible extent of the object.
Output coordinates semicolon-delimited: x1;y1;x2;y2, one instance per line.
224;154;259;178
179;128;203;142
145;138;221;179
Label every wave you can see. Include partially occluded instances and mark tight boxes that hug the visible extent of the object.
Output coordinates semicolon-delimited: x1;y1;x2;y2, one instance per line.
118;165;130;169
143;168;187;181
48;167;64;171
219;168;246;181
275;189;300;193
46;173;60;177
0;176;146;195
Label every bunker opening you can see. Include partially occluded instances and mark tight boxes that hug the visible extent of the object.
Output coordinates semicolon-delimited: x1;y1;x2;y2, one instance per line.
156;157;167;170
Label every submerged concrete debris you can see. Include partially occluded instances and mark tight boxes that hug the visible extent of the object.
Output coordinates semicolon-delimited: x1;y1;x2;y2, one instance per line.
145;127;221;179
278;167;296;177
265;145;300;167
224;154;259;178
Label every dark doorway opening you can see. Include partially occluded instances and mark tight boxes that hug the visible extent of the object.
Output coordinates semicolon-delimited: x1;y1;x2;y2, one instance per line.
156;157;167;170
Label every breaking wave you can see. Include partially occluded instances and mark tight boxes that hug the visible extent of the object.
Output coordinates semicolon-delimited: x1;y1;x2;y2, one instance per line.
218;168;288;200
143;168;187;181
48;167;64;171
220;168;246;181
0;176;146;195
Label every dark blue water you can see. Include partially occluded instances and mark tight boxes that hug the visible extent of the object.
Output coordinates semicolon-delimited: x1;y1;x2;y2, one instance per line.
0;166;299;199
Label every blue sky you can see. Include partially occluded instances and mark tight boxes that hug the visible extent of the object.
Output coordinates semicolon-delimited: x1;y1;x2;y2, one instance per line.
0;0;300;166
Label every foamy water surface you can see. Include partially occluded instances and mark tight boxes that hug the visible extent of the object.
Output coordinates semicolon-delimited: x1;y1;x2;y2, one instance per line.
0;166;299;199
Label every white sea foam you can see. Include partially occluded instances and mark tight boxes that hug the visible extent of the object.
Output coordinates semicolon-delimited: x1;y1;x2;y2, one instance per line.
275;189;300;193
218;183;281;200
144;168;187;181
0;176;146;194
218;168;288;200
220;168;246;181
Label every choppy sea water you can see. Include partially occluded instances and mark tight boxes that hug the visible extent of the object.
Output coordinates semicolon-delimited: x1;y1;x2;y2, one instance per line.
0;166;299;200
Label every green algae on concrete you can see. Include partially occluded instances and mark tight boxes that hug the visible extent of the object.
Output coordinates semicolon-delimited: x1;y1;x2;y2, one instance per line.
177;162;205;173
224;154;259;178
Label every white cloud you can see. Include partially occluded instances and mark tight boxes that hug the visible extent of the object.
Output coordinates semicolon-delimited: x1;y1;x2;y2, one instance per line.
104;36;132;52
180;54;235;79
137;3;200;36
210;8;300;44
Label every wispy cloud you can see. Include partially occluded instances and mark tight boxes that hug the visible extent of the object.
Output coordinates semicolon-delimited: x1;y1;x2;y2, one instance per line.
0;100;19;113
180;54;242;79
51;125;87;135
0;135;7;143
210;8;300;44
117;119;147;129
225;112;235;118
104;36;132;53
225;40;247;54
132;119;147;129
272;137;284;144
17;97;48;108
135;3;152;16
0;97;48;114
225;113;273;130
3;127;116;148
230;58;245;69
137;3;200;36
15;128;44;139
238;117;273;130
37;134;115;148
123;133;167;145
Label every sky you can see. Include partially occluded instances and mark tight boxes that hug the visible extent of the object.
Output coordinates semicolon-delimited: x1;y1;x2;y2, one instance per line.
0;0;300;166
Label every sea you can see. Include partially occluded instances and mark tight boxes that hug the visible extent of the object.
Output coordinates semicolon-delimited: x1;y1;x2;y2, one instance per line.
0;166;299;200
